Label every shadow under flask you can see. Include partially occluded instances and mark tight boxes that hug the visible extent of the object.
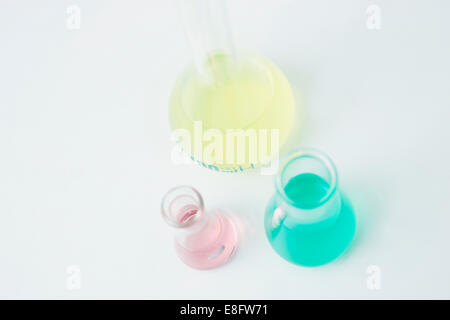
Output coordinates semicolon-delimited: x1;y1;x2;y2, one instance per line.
265;149;356;267
161;186;239;269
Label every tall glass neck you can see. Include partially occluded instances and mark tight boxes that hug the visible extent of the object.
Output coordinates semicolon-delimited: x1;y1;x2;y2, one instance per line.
177;0;237;84
274;149;341;225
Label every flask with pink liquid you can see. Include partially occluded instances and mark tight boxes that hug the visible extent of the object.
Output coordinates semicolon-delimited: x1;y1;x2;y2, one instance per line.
161;185;239;269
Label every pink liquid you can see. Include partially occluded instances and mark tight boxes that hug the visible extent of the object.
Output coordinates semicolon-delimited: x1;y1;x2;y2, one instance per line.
174;206;238;269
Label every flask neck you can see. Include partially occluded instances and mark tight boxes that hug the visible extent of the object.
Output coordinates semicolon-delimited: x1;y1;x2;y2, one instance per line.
273;149;341;225
161;186;205;231
177;0;237;84
275;190;341;226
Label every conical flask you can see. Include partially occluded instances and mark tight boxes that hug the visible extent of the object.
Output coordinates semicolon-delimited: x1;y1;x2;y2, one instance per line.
265;149;356;267
161;185;239;269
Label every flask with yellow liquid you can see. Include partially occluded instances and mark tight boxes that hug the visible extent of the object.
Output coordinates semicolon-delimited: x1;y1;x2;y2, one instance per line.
170;0;295;172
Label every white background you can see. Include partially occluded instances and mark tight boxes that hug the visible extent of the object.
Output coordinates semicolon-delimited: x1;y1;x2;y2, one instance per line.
1;0;450;299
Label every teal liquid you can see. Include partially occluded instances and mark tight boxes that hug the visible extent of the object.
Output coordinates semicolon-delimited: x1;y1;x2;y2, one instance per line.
265;173;356;267
284;173;330;209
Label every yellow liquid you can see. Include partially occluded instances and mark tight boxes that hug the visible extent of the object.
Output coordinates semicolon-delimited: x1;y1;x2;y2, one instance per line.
169;52;295;171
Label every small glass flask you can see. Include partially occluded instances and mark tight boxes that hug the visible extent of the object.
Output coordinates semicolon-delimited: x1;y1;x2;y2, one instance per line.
265;149;356;267
161;185;239;269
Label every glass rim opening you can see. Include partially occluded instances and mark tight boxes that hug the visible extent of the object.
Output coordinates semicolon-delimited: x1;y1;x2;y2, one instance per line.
274;148;338;209
161;185;204;228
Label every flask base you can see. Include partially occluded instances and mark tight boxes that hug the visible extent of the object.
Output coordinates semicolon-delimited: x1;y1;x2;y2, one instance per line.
264;195;356;267
175;213;239;270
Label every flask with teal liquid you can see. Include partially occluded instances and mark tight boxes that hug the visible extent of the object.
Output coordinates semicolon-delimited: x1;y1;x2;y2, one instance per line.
265;149;356;267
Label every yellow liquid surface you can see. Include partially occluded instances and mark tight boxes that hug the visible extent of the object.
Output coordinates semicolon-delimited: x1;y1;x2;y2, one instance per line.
169;53;295;171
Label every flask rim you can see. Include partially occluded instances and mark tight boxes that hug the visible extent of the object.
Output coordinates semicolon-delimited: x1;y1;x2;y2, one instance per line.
274;148;338;209
161;185;204;228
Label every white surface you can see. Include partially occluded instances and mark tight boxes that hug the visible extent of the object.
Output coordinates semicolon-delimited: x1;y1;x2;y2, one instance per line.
1;0;450;299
